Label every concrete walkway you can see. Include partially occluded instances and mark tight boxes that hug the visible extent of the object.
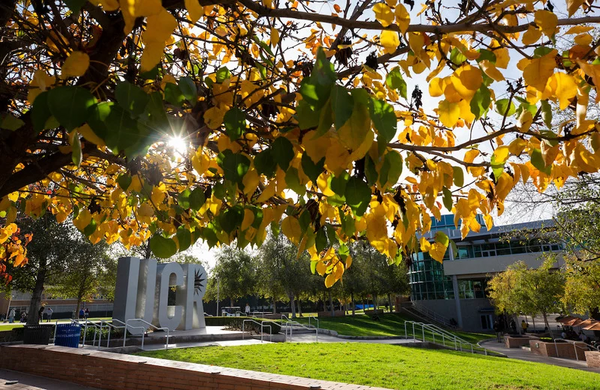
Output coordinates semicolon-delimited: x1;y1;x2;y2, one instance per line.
0;369;101;390
480;340;600;373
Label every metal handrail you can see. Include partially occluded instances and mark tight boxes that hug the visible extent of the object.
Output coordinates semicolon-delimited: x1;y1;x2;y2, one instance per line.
98;320;126;349
282;319;319;342
125;318;170;351
553;338;600;361
71;319;102;348
242;319;272;343
403;321;494;356
307;316;319;332
111;318;145;349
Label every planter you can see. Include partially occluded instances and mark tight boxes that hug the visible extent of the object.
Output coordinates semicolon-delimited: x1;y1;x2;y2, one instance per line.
23;325;51;345
585;351;600;368
529;340;587;360
504;334;539;348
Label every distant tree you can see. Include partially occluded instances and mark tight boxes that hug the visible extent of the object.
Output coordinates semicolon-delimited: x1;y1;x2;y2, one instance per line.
205;246;257;310
488;257;565;331
563;257;600;318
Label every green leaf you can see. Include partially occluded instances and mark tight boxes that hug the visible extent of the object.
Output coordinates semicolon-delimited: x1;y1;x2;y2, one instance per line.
272;137;294;171
31;92;52;132
224;107;246;141
476;49;496;64
442;187;453;212
533;46;554;58
189;187;206;211
541;100;552;128
379;150;403;188
83;218;97;236
254;149;277;178
385;67;407;99
470;85;491;119
531;148;552;175
314;102;333;138
369;98;396;152
331;85;353;129
178;189;192;209
219;150;250;186
495;99;516;117
219;205;244;234
216;67;231;83
71;134;82;167
178;77;197;103
331;171;350;196
298;48;336;111
91;104;152;157
150;234;178;258
164;83;185;107
364;155;379;186
47;86;96;131
316;228;328;252
0;113;25;131
345;177;371;216
450;47;467;66
176;228;192;252
453;166;464;187
117;174;132;191
435;231;449;246
299;209;311;232
314;47;337;86
64;0;87;14
285;167;306;195
339;211;355;237
296;100;321;130
301;153;325;183
115;81;150;117
491;151;505;180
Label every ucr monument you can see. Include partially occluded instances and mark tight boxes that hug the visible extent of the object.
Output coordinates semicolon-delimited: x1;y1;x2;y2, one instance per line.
113;257;207;334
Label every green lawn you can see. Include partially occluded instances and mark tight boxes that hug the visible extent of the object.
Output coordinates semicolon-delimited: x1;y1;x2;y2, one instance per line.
295;313;494;344
138;343;599;390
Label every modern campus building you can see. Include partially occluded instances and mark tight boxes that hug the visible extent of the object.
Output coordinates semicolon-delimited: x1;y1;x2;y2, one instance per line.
409;215;564;332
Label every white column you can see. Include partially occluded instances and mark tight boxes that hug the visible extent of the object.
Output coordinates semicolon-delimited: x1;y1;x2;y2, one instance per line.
452;275;463;329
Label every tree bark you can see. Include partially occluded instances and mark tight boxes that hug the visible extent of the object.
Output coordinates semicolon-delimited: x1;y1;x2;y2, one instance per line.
296;298;302;317
27;258;47;325
351;292;355;316
289;293;296;319
272;297;277;314
388;293;392;312
328;290;334;317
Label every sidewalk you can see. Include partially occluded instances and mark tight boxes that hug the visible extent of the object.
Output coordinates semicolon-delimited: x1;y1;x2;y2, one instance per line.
480;340;600;373
0;369;101;390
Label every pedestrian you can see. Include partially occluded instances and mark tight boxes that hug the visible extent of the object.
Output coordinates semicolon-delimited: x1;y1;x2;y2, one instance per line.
45;307;53;322
79;308;85;319
493;319;503;342
20;312;27;322
8;308;15;323
245;303;251;316
521;320;528;333
38;305;45;323
84;308;89;319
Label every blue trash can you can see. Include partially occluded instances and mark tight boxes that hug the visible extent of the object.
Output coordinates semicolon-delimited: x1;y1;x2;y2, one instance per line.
54;324;81;348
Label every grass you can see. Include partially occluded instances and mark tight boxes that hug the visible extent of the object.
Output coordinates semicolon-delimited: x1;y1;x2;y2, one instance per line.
295;313;494;344
0;317;112;330
138;342;600;390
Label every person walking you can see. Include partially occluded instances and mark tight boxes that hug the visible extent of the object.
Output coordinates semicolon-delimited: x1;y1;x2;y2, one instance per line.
493;319;503;342
8;308;15;323
45;307;53;322
245;303;251;316
521;320;528;334
38;305;45;323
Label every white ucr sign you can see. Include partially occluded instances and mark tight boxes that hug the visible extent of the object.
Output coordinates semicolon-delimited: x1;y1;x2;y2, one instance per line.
113;257;207;334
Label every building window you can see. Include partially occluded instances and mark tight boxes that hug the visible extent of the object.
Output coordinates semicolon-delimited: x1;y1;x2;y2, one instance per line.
480;314;494;330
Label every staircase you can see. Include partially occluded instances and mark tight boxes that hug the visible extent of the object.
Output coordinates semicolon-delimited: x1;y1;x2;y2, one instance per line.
402;304;458;329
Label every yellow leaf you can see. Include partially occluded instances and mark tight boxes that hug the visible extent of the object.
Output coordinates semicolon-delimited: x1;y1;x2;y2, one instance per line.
552;73;577;110
457;65;482;91
140;8;177;72
508;138;527;156
534;10;558;37
270;28;280;47
566;0;585;17
185;0;204;23
496;172;513;201
204;106;226;129
242;168;259;195
449;75;476;101
493;146;510;164
523;50;556;91
518;110;533;133
380;30;399;55
438;100;460;128
77;124;105;146
256;180;275;202
61;51;90;79
394;4;410;34
458;99;475;124
522;25;542;45
574;33;593;46
429;77;445;97
324;272;337;288
464;149;479;164
373;3;394;27
241;209;254;231
479;60;505;82
73;209;92;231
408;32;425;58
282;216;302;245
490;40;509;69
564;25;593;35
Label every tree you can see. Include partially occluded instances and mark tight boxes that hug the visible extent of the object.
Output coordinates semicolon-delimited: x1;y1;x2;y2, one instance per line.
488;257;565;331
4;1;600;287
205;246;257;309
256;232;311;318
1;214;108;324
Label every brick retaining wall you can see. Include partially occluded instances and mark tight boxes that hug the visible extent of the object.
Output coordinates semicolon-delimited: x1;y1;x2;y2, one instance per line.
529;340;587;360
585;351;600;368
0;345;390;390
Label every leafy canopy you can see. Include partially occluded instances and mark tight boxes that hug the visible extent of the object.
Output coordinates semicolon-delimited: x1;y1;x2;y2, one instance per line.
2;0;600;286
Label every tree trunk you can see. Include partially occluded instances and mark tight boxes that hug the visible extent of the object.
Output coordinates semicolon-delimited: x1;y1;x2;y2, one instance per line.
289;293;296;319
542;312;550;332
272;297;277;314
388;293;392;312
328;290;334;316
27;259;47;325
296;298;302;317
351;292;355;316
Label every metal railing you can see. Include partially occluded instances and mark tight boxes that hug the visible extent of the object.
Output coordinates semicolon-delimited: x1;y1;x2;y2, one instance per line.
404;321;495;356
552;338;600;361
281;315;318;342
96;320;127;349
407;304;457;329
71;319;102;348
242;319;273;343
124;318;170;351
